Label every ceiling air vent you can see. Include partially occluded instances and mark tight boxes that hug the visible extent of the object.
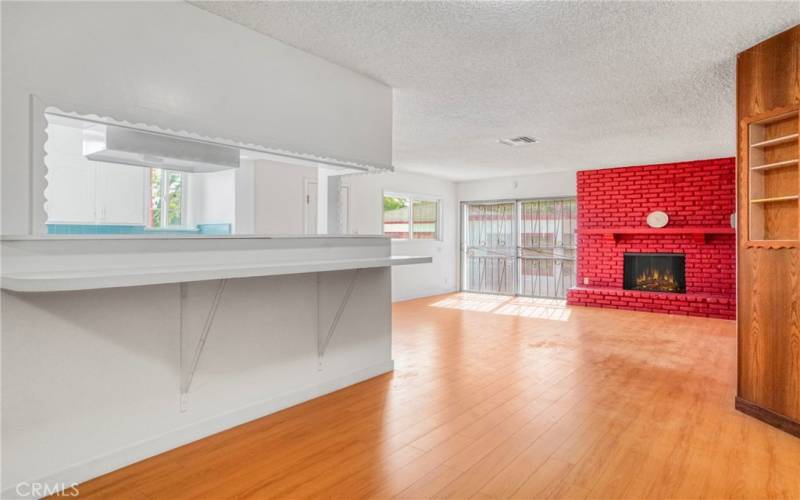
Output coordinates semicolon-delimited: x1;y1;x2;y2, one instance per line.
499;136;537;147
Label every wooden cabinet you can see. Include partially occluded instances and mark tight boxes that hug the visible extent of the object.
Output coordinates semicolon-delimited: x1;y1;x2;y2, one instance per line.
736;26;800;437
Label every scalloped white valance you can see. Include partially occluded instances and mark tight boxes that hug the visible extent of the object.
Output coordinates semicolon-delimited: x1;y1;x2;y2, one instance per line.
44;107;394;174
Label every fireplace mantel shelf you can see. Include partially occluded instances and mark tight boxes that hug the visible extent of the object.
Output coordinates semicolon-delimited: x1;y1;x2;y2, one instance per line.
583;226;735;244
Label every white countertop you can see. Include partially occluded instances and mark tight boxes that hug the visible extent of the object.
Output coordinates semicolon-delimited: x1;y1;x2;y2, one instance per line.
0;233;388;241
1;235;433;292
1;255;432;292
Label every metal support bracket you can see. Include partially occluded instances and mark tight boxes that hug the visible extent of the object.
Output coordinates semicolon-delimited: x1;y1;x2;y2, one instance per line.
179;279;228;412
316;269;360;363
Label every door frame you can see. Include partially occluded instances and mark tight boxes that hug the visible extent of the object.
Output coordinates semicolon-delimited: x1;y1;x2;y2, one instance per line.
303;177;317;235
339;184;351;234
304;178;351;235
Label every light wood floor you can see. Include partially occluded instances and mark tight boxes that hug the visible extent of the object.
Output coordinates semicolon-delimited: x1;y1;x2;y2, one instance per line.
76;293;800;499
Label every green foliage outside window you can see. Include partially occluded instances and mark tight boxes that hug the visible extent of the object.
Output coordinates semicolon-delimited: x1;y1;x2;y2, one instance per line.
383;196;407;212
149;169;183;228
167;172;182;226
150;169;163;227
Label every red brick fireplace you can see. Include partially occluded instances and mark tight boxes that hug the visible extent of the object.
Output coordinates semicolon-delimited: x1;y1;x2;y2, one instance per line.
567;158;736;319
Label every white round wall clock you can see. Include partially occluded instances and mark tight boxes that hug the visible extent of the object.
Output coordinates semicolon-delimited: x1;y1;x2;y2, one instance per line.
647;211;669;228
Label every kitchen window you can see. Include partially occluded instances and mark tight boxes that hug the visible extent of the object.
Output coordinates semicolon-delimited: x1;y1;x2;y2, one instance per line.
148;169;187;228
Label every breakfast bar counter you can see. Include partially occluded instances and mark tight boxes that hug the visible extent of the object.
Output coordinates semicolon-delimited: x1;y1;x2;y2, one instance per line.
1;234;431;488
1;235;430;292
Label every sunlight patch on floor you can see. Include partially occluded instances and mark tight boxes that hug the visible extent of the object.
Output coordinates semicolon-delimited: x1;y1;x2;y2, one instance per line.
430;293;571;321
494;297;571;321
429;293;509;312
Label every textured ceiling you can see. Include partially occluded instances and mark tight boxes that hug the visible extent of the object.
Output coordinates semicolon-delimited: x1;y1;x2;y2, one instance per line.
191;1;799;181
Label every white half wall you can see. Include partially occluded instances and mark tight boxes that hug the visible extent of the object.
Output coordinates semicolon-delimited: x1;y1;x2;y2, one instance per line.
1;268;392;497
343;171;458;301
1;0;391;234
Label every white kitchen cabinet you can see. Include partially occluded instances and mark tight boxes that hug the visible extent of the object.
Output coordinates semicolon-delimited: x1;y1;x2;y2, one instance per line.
45;159;146;225
45;123;146;225
45;157;97;223
95;165;146;224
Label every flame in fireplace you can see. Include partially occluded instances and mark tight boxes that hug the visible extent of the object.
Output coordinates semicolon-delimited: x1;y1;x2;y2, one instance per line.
635;267;681;292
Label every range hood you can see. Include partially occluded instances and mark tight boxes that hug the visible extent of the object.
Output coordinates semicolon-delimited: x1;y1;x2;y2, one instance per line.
83;124;240;173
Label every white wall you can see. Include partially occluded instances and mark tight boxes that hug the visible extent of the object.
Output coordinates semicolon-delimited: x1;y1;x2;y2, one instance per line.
253;160;318;235
247;164;460;301
1;0;391;234
457;170;577;202
343;171;458;301
187;169;237;228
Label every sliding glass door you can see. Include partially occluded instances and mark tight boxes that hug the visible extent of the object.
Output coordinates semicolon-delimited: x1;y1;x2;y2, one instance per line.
517;198;576;298
462;202;516;294
461;198;576;299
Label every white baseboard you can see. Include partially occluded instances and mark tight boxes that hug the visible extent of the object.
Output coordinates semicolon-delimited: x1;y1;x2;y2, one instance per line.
392;287;456;302
2;360;394;499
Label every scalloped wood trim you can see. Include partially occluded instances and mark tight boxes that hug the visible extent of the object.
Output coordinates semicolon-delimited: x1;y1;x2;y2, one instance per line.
745;240;799;249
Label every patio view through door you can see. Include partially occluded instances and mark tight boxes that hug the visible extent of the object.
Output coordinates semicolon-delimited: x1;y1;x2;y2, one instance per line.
462;202;516;294
461;198;576;299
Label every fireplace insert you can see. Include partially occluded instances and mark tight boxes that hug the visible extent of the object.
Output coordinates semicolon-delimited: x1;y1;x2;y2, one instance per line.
623;253;686;293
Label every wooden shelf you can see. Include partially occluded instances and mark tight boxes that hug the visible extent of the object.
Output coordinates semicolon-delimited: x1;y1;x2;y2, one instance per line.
745;107;799;242
750;159;799;171
583;226;735;244
750;133;799;148
750;195;799;204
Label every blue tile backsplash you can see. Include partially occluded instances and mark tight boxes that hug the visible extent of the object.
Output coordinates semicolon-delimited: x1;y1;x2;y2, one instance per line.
47;223;232;235
47;224;146;235
198;223;232;235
